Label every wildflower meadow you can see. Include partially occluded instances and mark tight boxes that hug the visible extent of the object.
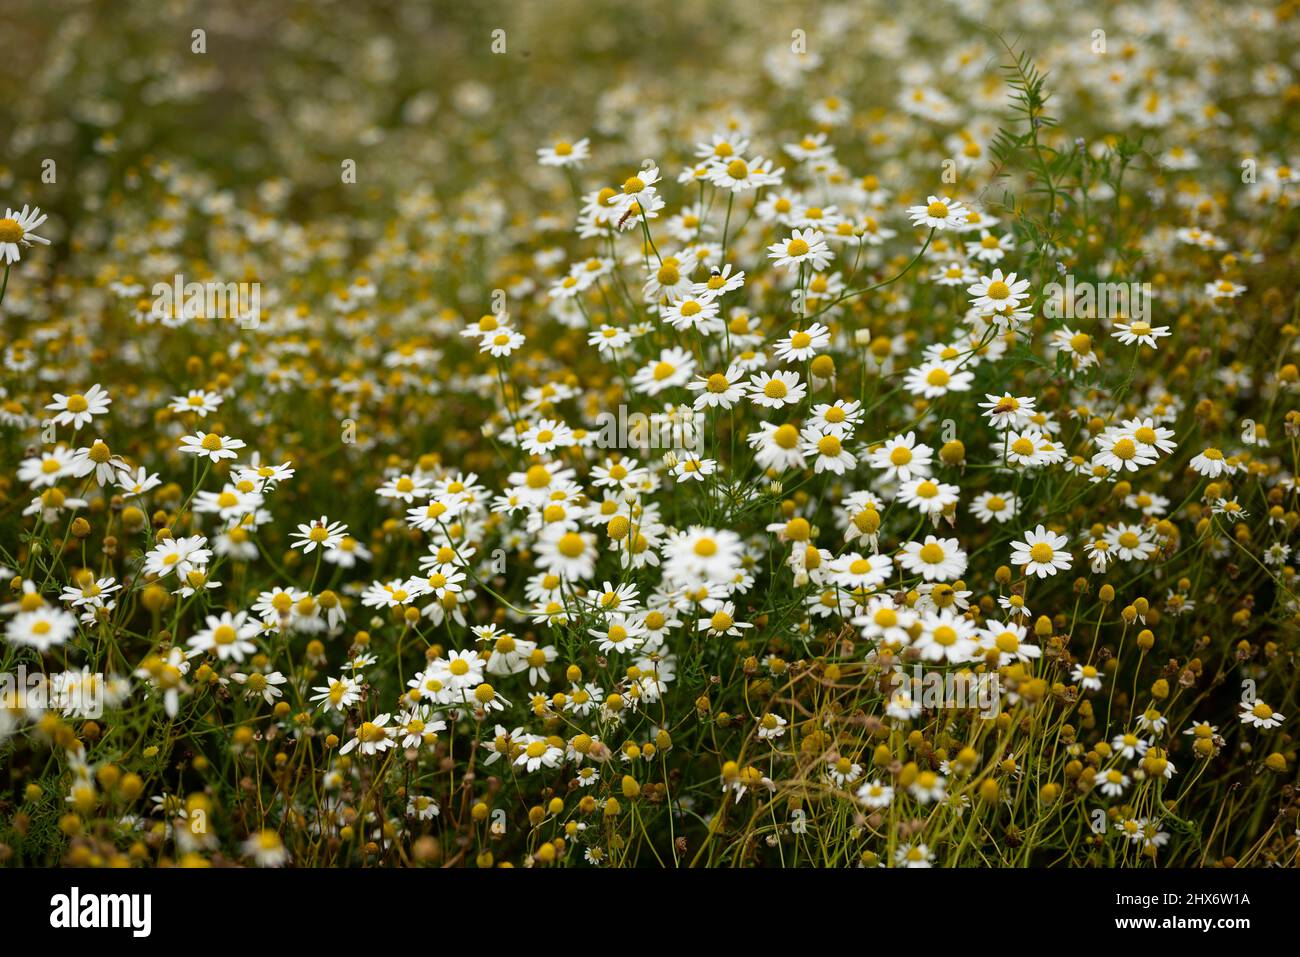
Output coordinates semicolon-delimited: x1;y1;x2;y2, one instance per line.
1;0;1299;878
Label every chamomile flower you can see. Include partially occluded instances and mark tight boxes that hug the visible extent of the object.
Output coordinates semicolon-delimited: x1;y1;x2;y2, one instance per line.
168;389;224;417
801;428;856;474
687;366;746;410
187;611;260;662
0;204;51;263
340;714;396;755
5;607;77;651
310;675;360;712
970;491;1018;524
967;269;1030;314
899;536;968;582
908;195;968;230
1189;447;1231;478
1072;663;1104;692
537;137;590;167
904;359;973;399
767;229;833;271
45;384;111;430
1010;525;1072;578
178;431;246;462
242;830;289;867
290;516;348;553
897;476;960;518
857;780;894;810
756;712;787;740
1111;320;1171;348
895;843;934;868
979;393;1037;430
1239;700;1284;729
774;323;831;363
853;595;917;645
868;432;933;483
979;620;1041;666
913;611;979;663
515;735;564;772
746;370;806;409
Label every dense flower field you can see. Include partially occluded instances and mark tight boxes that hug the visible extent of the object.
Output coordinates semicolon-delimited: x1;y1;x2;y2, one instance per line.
1;0;1299;868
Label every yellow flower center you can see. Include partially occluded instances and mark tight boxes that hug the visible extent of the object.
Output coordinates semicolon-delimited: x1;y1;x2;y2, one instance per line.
556;533;586;558
1112;438;1137;460
706;373;731;393
817;435;842;456
773;424;800;449
919;543;944;564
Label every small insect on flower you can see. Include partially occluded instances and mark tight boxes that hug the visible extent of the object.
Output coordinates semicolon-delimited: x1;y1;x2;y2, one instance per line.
290;515;349;553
